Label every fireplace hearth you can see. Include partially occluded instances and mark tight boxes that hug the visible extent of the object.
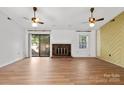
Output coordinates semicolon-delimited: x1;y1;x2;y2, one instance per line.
52;44;71;57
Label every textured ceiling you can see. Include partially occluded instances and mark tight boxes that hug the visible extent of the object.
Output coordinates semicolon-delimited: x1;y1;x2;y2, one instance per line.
0;7;123;31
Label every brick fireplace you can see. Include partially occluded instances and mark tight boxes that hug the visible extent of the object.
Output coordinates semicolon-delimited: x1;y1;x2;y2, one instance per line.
52;44;71;57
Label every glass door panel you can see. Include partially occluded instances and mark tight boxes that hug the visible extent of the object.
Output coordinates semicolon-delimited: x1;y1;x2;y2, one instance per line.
39;34;50;57
31;34;39;57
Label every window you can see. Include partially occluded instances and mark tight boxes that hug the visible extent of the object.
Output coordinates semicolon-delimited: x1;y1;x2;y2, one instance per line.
79;35;88;49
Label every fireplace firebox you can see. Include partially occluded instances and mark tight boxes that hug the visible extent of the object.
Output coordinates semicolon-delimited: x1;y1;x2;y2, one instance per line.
52;44;71;57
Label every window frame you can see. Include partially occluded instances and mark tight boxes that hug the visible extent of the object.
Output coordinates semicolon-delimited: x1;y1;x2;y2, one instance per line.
79;34;89;49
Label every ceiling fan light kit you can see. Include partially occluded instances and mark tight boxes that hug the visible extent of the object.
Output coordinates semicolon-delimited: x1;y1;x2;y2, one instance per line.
32;22;38;27
89;22;95;27
89;17;95;27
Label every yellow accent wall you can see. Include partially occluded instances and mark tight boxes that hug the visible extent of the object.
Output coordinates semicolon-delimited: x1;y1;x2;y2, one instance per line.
98;12;124;67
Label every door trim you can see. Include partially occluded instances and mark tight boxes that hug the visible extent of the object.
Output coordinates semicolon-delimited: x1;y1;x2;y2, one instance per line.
29;34;50;57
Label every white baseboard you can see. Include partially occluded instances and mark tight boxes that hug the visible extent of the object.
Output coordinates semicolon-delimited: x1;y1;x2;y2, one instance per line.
0;56;25;68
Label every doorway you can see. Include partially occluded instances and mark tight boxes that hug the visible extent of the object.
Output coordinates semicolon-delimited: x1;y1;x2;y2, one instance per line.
31;34;50;57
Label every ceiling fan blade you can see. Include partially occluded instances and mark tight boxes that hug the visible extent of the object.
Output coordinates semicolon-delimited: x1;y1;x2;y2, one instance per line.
90;8;94;13
96;18;104;21
82;21;89;24
38;21;44;24
23;17;29;21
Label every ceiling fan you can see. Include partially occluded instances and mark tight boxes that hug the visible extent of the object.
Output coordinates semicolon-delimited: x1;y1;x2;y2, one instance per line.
31;7;44;27
82;8;104;27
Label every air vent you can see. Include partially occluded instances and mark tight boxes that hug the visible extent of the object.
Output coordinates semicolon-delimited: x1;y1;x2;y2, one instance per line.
76;30;91;32
7;17;12;20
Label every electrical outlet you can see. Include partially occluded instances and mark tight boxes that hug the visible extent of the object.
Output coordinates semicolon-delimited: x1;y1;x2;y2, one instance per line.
109;54;111;57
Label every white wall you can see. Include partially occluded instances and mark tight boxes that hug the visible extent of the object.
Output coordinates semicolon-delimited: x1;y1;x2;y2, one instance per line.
96;30;101;57
51;29;96;57
0;12;26;67
27;30;96;58
90;30;97;57
27;30;96;57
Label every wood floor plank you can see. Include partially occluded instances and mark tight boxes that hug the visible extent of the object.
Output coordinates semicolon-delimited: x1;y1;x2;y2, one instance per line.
0;57;124;85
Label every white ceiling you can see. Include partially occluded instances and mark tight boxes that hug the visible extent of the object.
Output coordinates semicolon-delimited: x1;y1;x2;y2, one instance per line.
0;7;124;31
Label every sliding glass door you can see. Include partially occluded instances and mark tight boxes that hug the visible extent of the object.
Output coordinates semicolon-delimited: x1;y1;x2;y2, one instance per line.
31;34;50;57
